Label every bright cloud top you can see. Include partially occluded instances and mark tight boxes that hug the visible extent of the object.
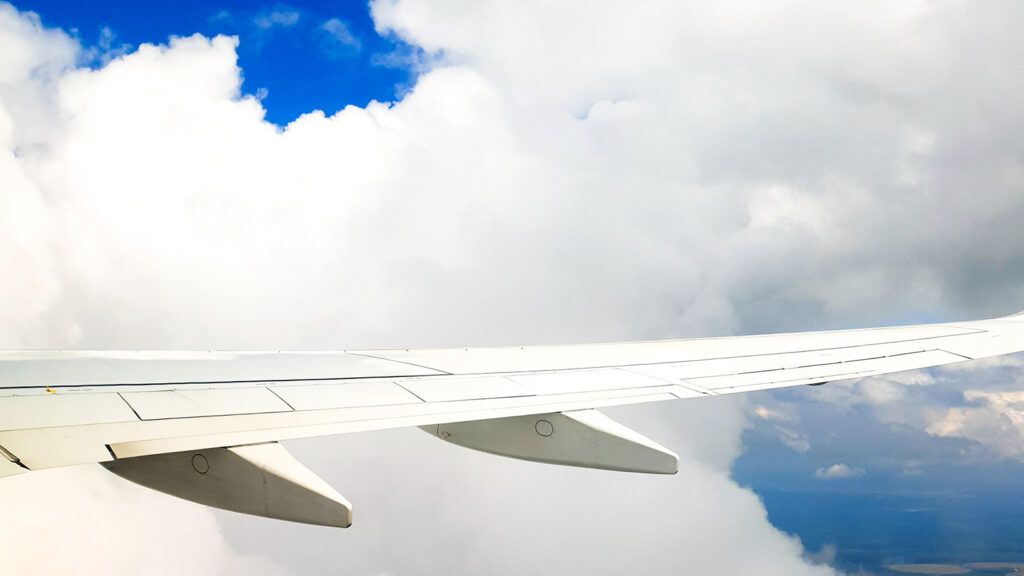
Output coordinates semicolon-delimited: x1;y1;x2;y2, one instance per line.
815;463;865;480
3;0;1024;352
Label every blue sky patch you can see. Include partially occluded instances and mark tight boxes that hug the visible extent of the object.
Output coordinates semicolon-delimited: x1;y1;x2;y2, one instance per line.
18;0;417;124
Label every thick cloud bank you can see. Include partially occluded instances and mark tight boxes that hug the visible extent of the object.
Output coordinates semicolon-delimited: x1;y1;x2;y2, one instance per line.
1;0;1023;573
0;466;289;575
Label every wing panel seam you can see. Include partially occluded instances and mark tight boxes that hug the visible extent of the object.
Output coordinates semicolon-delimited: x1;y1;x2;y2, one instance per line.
346;352;454;377
116;392;143;421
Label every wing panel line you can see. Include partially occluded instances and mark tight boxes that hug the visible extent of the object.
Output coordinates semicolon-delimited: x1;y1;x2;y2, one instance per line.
8;325;987;391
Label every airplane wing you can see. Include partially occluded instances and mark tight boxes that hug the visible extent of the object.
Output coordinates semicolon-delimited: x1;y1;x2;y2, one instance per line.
2;311;1023;527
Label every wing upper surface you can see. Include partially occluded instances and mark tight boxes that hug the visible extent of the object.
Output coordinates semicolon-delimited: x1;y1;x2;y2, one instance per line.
2;313;1023;472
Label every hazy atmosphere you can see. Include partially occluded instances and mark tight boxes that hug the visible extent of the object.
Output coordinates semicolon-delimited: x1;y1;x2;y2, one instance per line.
1;0;1023;574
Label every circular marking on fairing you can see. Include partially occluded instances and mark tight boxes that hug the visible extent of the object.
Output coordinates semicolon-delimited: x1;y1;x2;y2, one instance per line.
535;419;554;437
191;453;210;474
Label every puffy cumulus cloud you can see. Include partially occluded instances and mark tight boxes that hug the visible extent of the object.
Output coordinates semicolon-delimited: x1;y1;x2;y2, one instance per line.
0;466;289;575
0;3;842;574
815;463;865;480
927;388;1024;459
774;352;1024;474
2;0;1024;573
5;0;1024;352
372;0;1024;331
0;3;76;347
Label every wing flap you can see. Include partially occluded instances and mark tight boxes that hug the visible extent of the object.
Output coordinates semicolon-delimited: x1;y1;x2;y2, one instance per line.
0;393;138;430
121;387;293;420
508;368;670;394
271;381;422;410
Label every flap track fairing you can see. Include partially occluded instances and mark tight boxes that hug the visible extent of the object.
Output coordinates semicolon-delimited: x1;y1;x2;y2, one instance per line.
423;409;678;474
103;442;351;528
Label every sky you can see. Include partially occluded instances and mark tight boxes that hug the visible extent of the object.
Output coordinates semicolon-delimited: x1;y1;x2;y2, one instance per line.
1;0;1024;575
13;0;414;123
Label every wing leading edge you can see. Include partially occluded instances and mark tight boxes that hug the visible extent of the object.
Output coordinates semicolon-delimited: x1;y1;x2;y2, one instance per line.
2;312;1023;525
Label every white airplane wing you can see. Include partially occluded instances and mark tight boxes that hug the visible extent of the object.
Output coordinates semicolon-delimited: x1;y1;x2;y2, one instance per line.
2;312;1023;527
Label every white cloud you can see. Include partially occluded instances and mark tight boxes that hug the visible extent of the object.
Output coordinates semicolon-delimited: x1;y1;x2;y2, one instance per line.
320;17;362;54
246;399;839;576
945;353;1024;372
0;466;289;575
804;354;1024;466
754;404;795;423
753;404;811;452
371;0;1024;329
777;426;813;453
927;389;1024;460
0;3;843;573
253;8;301;30
815;463;865;479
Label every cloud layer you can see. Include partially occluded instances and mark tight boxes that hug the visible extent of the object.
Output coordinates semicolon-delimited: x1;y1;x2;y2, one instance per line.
2;0;1024;573
0;466;289;575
